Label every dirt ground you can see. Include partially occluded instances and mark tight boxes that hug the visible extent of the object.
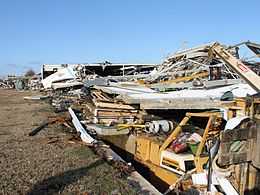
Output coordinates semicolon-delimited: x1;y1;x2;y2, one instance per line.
0;89;138;195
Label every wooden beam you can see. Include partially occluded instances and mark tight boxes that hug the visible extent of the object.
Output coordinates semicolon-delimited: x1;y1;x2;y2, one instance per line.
159;116;190;152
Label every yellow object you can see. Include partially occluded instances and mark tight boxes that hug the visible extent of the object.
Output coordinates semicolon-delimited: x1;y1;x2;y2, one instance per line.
149;141;161;165
158;112;219;174
106;112;222;186
136;137;151;161
117;124;146;131
117;124;146;128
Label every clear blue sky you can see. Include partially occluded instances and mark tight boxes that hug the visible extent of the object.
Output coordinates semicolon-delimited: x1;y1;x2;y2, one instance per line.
0;0;259;75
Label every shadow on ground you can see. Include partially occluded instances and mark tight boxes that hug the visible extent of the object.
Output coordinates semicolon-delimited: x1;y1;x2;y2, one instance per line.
27;159;105;195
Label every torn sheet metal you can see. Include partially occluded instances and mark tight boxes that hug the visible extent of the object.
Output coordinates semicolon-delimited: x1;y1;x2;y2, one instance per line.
51;80;83;90
152;79;243;91
83;77;111;88
94;84;156;96
217;177;239;195
68;107;96;144
167;43;214;60
122;83;256;104
246;41;260;55
139;99;223;110
42;67;76;89
86;124;130;136
224;116;250;131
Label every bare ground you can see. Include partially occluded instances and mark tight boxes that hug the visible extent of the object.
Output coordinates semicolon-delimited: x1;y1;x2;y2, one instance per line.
0;89;137;195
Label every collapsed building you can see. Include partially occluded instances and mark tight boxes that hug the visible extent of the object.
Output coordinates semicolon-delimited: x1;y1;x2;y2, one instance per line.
41;62;157;89
36;41;260;194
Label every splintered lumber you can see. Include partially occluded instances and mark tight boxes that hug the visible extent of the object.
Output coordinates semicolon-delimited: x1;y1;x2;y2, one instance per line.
94;118;135;124
91;90;113;102
94;101;136;110
93;107;138;124
95;108;138;116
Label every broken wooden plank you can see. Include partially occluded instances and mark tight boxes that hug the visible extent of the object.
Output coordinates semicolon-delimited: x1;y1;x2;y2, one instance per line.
94;101;136;110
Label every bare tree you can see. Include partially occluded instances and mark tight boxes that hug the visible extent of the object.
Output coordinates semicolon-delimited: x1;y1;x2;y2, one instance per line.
25;69;35;77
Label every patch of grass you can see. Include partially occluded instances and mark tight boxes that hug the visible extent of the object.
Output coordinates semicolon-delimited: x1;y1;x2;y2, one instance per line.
64;146;95;160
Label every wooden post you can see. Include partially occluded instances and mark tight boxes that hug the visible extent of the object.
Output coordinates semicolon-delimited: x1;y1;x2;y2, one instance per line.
159;116;190;152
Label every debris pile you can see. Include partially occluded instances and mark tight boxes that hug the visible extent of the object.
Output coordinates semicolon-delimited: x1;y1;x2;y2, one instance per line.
0;74;43;91
25;41;260;194
0;76;15;89
145;42;260;92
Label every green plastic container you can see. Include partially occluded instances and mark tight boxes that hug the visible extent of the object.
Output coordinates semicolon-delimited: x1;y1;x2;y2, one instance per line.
188;142;200;155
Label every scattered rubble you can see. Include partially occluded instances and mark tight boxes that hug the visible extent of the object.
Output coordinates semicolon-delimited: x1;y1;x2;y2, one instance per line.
38;41;260;194
2;41;260;194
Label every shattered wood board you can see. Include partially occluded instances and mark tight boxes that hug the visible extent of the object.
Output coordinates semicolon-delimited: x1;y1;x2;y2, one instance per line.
94;108;138;117
93;108;138;123
91;91;112;102
94;117;135;124
94;101;136;110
